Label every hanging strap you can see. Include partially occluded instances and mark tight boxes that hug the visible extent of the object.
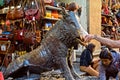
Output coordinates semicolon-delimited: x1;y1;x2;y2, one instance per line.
38;0;46;18
35;0;39;9
20;0;27;9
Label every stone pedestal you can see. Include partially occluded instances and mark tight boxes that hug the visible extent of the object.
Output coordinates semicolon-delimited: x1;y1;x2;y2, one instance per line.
40;70;65;80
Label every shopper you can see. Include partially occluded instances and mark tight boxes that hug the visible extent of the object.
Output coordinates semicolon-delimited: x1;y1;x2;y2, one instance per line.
80;43;99;77
84;34;120;48
99;48;120;80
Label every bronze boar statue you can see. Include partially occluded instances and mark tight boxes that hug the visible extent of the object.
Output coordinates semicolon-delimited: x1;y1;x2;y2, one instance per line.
4;8;87;80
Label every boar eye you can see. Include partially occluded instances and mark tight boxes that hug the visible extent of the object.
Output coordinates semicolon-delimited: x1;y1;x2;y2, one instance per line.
70;22;76;27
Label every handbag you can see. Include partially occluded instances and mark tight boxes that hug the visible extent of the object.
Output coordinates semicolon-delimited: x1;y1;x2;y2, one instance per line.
6;8;24;20
6;8;15;20
13;7;25;19
14;29;24;41
6;0;25;20
23;31;36;44
23;22;36;45
25;0;41;20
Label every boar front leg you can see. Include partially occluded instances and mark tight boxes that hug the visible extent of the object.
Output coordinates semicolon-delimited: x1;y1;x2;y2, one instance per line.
57;57;75;80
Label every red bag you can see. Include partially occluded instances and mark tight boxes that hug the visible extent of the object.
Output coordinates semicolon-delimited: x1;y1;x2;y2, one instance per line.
25;9;40;20
23;22;36;45
25;0;41;20
14;30;24;41
23;31;36;45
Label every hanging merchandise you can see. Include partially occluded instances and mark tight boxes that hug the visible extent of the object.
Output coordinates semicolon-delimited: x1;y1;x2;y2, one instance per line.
14;29;24;41
25;0;41;20
12;8;25;20
23;22;37;45
44;0;54;6
6;0;25;20
13;21;24;41
102;1;110;15
40;0;46;18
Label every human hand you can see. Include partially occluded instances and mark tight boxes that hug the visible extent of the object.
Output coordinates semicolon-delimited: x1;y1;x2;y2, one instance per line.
93;59;100;64
84;34;95;42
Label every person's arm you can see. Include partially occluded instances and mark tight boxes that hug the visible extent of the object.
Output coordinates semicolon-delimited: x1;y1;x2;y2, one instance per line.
85;34;120;48
75;14;88;37
79;25;88;37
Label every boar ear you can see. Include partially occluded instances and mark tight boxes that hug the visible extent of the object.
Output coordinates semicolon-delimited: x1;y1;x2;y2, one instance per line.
61;7;67;14
61;7;69;18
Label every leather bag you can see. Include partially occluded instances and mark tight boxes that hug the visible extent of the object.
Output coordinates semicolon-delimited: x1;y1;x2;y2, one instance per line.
23;31;36;45
14;29;24;41
13;7;25;19
23;22;36;45
6;0;25;20
25;0;41;20
6;8;15;20
6;8;24;20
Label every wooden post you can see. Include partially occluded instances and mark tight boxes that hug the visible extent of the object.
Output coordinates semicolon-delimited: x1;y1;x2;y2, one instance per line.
88;0;102;51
